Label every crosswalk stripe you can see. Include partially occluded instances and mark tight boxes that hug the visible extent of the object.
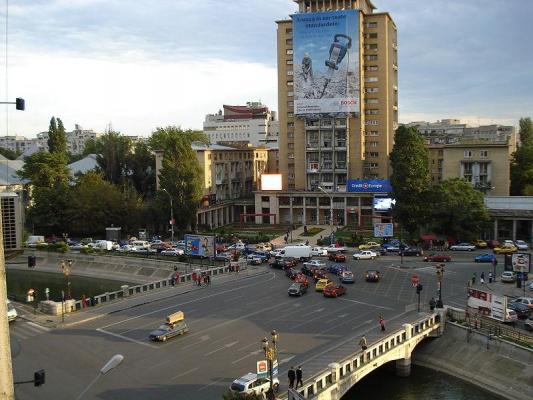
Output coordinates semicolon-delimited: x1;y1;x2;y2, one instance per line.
26;322;51;332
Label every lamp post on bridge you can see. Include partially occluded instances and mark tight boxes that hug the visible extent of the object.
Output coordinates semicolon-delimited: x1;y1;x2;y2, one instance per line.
261;330;279;400
436;263;445;308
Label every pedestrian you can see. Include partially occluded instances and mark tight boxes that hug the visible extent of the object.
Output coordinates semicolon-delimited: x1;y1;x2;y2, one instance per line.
379;315;385;332
471;272;477;286
206;274;211;285
488;271;493;284
288;366;296;388
81;294;88;308
359;335;368;363
429;297;436;311
197;275;202;286
296;366;303;388
203;273;208;285
480;272;485;285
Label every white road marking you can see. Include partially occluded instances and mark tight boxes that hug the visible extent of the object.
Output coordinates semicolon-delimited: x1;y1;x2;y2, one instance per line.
197;377;228;391
171;367;199;380
279;355;295;365
204;340;239;356
337;314;348;318
338;298;394;310
26;322;51;332
95;328;158;349
181;335;211;350
351;319;372;330
149;360;171;370
231;349;262;364
315;307;325;312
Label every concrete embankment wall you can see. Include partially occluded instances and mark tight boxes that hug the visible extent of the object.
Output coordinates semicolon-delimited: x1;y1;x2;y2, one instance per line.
7;251;197;284
413;322;533;400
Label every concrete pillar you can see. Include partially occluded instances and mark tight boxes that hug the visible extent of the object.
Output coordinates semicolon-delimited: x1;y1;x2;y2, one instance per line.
344;197;348;227
512;219;517;241
302;199;307;224
396;357;411;377
328;362;340;383
530;220;533;246
403;323;413;340
493;219;498;241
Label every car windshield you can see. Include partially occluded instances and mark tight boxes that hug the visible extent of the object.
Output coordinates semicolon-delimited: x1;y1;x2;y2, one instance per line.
230;383;246;392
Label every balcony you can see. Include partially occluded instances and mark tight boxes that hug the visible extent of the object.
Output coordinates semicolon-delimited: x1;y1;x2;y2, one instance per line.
335;163;347;170
322;162;333;170
321;141;332;149
335;119;347;128
335;140;346;148
306;141;319;149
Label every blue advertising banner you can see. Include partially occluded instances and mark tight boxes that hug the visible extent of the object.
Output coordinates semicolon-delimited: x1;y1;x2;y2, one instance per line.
374;223;394;238
184;234;215;258
292;10;360;115
347;179;392;193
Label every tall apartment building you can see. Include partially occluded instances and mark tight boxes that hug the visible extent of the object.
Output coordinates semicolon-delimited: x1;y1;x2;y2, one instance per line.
277;0;398;192
203;103;279;148
36;124;101;155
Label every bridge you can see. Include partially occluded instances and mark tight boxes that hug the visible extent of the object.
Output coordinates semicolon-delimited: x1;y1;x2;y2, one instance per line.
285;311;443;400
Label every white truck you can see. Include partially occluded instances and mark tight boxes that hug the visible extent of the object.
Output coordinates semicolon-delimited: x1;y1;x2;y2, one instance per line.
91;240;113;251
26;235;45;247
280;245;312;261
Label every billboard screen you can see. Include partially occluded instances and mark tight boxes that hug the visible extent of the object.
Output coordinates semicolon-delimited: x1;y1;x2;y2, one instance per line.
374;223;393;238
184;235;215;258
261;174;283;191
292;10;359;115
347;179;392;193
512;253;530;273
373;197;396;212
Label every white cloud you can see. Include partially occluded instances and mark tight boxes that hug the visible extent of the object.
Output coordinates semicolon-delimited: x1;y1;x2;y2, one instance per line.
5;49;277;137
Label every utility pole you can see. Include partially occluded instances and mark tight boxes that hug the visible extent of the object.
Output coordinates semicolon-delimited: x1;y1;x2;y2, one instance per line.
0;210;15;399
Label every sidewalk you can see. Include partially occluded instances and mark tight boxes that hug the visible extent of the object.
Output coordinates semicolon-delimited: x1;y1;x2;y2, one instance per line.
14;266;268;329
271;225;331;248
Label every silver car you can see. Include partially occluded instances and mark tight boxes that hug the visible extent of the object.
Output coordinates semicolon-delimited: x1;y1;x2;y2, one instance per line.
449;243;476;251
501;271;516;283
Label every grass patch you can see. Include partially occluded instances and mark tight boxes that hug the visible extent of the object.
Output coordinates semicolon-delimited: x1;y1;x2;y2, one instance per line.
300;227;324;237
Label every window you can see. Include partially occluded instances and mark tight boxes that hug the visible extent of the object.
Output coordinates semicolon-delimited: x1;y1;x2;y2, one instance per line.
365;88;379;93
366;22;377;28
365;65;378;71
369;162;378;168
287;101;294;107
287;70;293;76
366;152;379;157
287;122;294;128
287;81;294;86
286;39;293;45
464;150;472;158
479;162;489;184
365;99;379;104
287;112;294;118
261;196;269;202
286;28;292;34
463;162;473;181
366;130;379;136
365;44;378;50
365;77;379;83
287;91;294;97
365;55;378;61
368;141;379;147
367;33;378;39
286;49;293;55
365;120;379;125
365;109;379;115
286;59;293;65
480;150;488;158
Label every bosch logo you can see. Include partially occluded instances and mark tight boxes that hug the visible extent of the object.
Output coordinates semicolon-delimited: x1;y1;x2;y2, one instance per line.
341;100;357;105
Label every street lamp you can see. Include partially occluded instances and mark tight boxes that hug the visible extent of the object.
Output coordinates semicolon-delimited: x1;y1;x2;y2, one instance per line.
162;189;174;243
318;186;334;245
61;259;73;299
260;330;279;400
75;354;124;400
436;263;445;308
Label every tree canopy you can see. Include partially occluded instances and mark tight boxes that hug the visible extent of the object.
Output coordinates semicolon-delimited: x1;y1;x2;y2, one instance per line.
0;146;20;160
17;151;71;188
511;117;533;195
47;116;68;155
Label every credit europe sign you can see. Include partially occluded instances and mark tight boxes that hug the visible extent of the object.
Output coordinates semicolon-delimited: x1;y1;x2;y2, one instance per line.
347;179;392;193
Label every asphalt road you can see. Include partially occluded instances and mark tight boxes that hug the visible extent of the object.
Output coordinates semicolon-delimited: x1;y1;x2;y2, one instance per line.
10;250;530;399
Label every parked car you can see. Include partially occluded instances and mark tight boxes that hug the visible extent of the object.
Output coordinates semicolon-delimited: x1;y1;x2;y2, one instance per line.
353;250;377;260
399;247;424;256
328;252;346;262
511;297;533;310
270;260;286;269
365;270;381;282
229;373;279;396
288;282;307;296
493;245;517;254
474;253;497;263
472;239;488;248
327;264;346;276
525;317;533;331
340;271;355;283
160;248;184;256
514;240;529;251
255;242;273;252
315;278;332;291
303;260;326;269
486;240;500;249
528;281;533;291
383;242;408;252
501;271;517;283
449;243;476;251
246;255;262;265
502;240;515;247
311;247;328;257
300;264;315;276
507;302;530;319
358;241;381;250
323;284;346;298
325;244;347;253
214;252;232;262
423;254;451;262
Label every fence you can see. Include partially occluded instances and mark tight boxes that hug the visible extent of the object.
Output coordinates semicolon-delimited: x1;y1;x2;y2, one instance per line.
446;307;533;347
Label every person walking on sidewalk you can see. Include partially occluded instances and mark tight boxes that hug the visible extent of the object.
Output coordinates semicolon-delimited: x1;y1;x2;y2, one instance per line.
480;271;485;285
429;297;436;311
379;315;386;332
288;366;296;388
471;272;477;286
296;366;303;388
488;271;493;284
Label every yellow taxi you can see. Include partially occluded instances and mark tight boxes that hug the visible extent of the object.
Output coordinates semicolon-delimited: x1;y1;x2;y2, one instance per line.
315;279;332;292
472;239;487;248
359;241;381;250
493;245;517;254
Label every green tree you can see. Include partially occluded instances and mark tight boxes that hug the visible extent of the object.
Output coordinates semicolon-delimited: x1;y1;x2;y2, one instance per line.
17;151;71;188
389;125;431;235
126;141;156;198
93;131;132;186
149;127;208;231
47;116;68;155
27;183;73;235
511;117;533;195
0;147;20;160
428;178;490;240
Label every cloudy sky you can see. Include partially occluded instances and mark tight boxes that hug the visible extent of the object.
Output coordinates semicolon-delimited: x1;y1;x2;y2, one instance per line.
2;0;532;137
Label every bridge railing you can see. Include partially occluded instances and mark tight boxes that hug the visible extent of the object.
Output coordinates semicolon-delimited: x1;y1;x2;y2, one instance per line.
286;313;440;399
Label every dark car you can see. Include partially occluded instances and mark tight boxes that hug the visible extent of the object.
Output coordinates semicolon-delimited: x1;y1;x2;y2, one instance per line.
327;264;346;276
423;254;452;262
285;258;299;268
270;260;286;269
507;302;530;319
365;270;381;282
323;284;346;298
399;247;424;256
215;252;232;261
328;252;346;262
313;269;328;281
285;267;298;279
288;283;307;296
149;321;189;342
301;264;314;276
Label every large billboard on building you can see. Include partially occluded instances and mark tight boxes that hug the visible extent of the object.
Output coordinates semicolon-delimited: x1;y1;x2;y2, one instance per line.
347;179;392;193
374;223;393;238
467;288;508;322
292;10;359;115
184;235;215;258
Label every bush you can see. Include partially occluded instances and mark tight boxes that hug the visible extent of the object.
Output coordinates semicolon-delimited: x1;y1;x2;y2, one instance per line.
80;247;94;254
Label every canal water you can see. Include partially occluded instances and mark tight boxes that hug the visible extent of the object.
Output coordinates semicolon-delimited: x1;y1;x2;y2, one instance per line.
6;269;132;302
342;365;506;400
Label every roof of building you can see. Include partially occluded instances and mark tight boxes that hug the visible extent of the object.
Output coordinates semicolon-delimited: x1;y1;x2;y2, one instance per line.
68;154;99;175
16;142;45;160
0;159;25;185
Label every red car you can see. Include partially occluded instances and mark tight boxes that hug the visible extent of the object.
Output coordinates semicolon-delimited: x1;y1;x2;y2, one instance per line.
328;252;346;262
423;254;452;262
323;284;346;298
294;273;310;287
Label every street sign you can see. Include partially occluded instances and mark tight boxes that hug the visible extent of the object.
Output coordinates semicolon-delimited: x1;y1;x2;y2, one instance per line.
257;360;268;379
411;275;419;287
265;347;275;360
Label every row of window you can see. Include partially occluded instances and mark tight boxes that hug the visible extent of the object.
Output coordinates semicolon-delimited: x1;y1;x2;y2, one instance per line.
465;150;489;158
365;152;379;158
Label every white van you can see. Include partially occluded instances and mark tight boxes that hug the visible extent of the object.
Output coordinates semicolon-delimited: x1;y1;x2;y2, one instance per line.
281;245;312;260
93;240;113;251
131;240;150;249
26;235;45;247
6;300;17;322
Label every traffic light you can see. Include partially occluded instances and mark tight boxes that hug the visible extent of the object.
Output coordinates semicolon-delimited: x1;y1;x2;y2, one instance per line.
34;369;45;387
15;97;25;110
27;255;36;268
416;283;423;294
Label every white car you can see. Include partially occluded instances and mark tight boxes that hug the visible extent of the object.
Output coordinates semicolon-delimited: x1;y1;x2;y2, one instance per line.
514;240;529;251
303;260;326;268
270;250;283;258
449;243;476;251
246;255;262;265
311;247;328;256
230;373;279;396
353;250;377;260
501;271;516;283
326;244;346;253
6;300;17;322
227;242;246;250
161;248;184;256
